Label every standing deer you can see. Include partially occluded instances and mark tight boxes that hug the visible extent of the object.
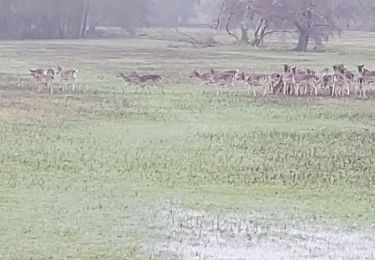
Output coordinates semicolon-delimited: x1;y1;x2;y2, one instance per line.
245;73;269;97
357;65;375;98
282;65;295;95
57;65;78;92
30;68;55;93
292;68;319;96
332;65;350;97
211;69;241;96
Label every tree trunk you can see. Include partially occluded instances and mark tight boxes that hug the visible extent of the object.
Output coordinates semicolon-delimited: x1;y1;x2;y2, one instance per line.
80;0;90;38
240;26;249;44
251;18;268;47
295;28;309;51
294;21;309;52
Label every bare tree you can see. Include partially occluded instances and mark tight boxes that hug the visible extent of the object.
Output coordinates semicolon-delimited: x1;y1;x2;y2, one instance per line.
215;0;375;51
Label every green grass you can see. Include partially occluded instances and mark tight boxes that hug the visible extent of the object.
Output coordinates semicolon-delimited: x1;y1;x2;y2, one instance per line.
1;32;375;259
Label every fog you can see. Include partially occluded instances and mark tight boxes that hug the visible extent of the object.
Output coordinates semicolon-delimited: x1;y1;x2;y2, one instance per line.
0;0;374;51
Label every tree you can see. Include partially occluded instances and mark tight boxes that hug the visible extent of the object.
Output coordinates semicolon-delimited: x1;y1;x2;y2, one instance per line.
215;0;375;51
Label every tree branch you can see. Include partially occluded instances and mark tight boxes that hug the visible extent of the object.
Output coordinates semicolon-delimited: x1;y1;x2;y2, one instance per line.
225;13;239;41
213;0;226;30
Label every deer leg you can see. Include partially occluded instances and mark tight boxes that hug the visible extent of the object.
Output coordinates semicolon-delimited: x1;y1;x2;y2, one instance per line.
347;83;352;96
253;84;257;97
229;82;235;96
49;83;54;94
247;83;252;96
227;84;232;96
294;84;299;96
363;83;367;99
216;84;221;97
355;82;360;97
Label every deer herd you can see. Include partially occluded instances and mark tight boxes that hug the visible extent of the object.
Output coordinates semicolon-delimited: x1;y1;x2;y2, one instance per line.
29;65;78;94
189;64;375;98
29;63;375;98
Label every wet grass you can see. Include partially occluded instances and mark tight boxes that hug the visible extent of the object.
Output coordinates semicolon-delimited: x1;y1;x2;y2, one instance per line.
1;33;375;259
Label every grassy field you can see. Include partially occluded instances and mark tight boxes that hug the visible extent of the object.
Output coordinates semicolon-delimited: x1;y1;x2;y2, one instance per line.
1;32;375;259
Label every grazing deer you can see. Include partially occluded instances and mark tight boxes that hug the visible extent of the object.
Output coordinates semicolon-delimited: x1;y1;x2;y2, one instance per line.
57;65;78;92
130;71;164;94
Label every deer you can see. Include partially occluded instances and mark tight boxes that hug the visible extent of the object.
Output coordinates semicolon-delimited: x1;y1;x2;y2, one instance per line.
129;71;164;94
33;69;55;94
332;65;351;97
30;68;55;93
211;68;239;76
333;64;355;95
211;69;241;96
56;65;78;92
357;65;375;98
320;68;334;95
358;65;375;77
117;72;141;92
292;67;320;96
281;64;296;95
189;70;213;82
294;67;316;76
245;72;269;97
269;73;282;94
30;68;47;80
189;70;214;90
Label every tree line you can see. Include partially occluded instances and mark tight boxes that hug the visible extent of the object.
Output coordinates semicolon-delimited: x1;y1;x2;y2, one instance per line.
0;0;374;52
0;0;199;39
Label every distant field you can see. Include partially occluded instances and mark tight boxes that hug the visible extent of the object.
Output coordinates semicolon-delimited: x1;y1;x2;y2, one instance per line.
1;31;375;259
